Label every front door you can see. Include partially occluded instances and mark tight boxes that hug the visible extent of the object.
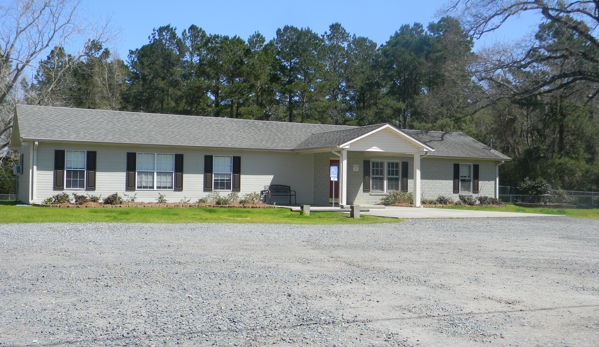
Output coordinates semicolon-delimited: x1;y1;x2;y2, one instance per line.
329;160;339;204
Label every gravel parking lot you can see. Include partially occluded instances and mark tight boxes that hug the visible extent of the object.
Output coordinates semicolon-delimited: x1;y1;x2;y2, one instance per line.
1;217;598;347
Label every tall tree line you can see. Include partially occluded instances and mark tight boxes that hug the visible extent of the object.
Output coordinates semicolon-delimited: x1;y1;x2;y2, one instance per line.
32;19;472;127
23;7;599;191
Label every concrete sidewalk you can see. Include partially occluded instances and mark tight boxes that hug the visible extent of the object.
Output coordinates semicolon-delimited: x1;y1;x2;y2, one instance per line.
362;206;559;219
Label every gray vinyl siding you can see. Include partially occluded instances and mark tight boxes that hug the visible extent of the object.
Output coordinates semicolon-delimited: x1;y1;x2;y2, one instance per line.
33;142;315;204
349;156;498;205
313;153;333;205
348;127;422;153
352;154;414;205
420;158;496;200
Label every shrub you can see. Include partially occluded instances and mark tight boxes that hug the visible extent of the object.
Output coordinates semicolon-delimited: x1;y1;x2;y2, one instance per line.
123;193;137;203
459;194;477;206
243;192;260;204
239;199;251;205
156;193;167;203
206;192;221;204
103;193;123;205
52;192;70;204
477;196;503;205
43;197;53;205
72;193;89;204
422;198;437;205
180;196;191;203
455;200;463;206
436;195;453;205
197;197;209;204
227;192;239;203
215;196;230;205
518;177;551;202
87;194;102;203
381;191;413;205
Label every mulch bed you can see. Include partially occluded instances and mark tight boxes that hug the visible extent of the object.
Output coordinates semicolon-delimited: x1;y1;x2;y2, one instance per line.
33;202;273;208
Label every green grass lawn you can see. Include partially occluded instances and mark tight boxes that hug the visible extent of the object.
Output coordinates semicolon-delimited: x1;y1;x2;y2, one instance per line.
436;203;599;218
0;202;399;224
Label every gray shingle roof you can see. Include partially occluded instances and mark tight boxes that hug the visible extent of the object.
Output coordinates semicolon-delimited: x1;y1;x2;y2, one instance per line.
15;105;350;150
14;105;510;160
404;130;511;160
295;124;386;149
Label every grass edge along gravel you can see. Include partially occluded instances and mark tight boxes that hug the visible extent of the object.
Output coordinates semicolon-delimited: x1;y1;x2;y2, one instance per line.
0;202;400;224
435;203;599;218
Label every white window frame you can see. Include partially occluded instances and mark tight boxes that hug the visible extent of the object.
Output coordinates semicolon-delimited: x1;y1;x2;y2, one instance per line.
387;161;400;192
459;163;473;194
371;160;401;193
213;156;233;191
136;153;174;190
65;150;86;190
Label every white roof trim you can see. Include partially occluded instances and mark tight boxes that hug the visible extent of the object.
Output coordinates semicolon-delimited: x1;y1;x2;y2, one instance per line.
339;124;435;151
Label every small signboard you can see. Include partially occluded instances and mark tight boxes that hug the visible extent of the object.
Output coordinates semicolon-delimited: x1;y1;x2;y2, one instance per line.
330;165;338;181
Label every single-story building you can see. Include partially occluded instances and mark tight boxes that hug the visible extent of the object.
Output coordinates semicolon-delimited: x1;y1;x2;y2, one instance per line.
11;105;510;206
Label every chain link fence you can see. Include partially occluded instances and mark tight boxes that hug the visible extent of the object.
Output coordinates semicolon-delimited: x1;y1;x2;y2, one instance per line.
0;175;18;201
499;185;599;207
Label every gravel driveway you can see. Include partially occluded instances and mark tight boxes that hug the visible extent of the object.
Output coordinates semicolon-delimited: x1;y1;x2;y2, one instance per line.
1;218;598;346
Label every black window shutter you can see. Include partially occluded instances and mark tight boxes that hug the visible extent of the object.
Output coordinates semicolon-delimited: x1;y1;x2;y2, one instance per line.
363;160;370;193
86;151;97;191
453;163;460;194
19;154;24;175
53;150;65;190
232;156;241;192
204;155;213;192
401;161;409;192
126;152;136;191
473;164;480;194
174;154;184;192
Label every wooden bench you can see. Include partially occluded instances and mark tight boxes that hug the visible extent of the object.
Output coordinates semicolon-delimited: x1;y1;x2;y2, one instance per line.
261;184;297;205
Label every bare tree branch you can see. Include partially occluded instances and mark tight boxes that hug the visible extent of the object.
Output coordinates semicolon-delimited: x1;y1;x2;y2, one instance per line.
0;0;115;152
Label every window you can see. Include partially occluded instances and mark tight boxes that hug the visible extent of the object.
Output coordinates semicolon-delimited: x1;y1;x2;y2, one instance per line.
213;156;232;191
372;161;401;193
65;151;86;189
460;164;472;193
136;153;174;190
371;161;384;192
387;162;400;191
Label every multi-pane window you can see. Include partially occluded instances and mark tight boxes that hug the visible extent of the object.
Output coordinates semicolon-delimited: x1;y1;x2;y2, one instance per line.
460;164;472;193
156;154;174;189
137;153;174;190
213;156;232;191
372;161;401;192
65;151;86;189
387;162;400;191
213;156;233;190
371;161;385;192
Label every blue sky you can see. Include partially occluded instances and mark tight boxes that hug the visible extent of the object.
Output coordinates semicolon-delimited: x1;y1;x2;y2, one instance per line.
81;0;540;60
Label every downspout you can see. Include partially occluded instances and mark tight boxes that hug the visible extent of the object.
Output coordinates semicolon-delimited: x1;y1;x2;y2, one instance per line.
331;150;342;207
495;161;505;199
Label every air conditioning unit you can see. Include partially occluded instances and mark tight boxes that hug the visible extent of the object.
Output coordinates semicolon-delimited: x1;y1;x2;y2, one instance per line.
13;166;22;175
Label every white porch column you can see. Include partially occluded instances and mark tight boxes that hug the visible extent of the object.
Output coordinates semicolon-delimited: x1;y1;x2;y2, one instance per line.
413;152;421;207
495;161;504;199
341;149;348;206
